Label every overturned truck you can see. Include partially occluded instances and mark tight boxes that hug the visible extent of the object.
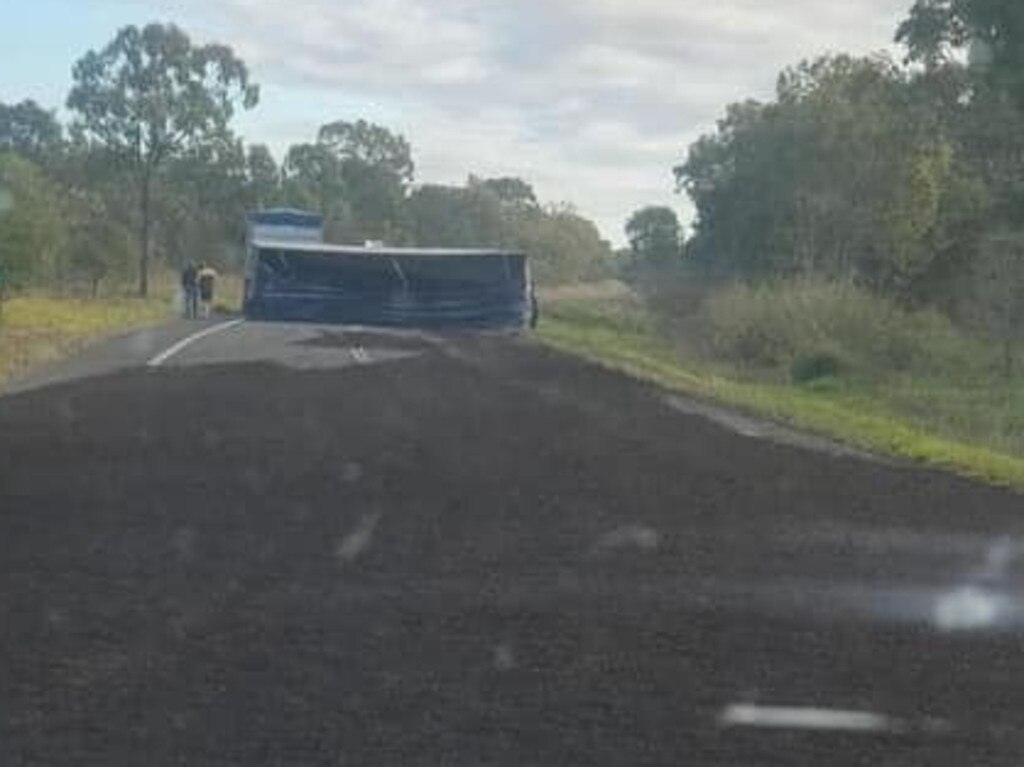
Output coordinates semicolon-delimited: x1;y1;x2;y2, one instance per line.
243;209;534;330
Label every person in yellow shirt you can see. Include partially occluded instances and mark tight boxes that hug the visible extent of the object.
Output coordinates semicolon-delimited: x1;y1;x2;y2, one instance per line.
196;263;218;319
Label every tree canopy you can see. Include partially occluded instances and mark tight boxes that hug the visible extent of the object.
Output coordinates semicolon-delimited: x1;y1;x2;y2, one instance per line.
625;206;681;273
674;54;990;303
0;154;66;289
0;101;62;161
408;178;613;282
67;22;258;295
475;176;539;208
898;0;1024;106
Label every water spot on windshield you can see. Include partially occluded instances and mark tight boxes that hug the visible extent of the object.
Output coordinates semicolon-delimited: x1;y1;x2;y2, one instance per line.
934;586;1009;632
200;428;222;449
493;642;516;671
241;467;268;493
342;461;364;483
336;511;382;564
171;527;196;562
592;525;660;554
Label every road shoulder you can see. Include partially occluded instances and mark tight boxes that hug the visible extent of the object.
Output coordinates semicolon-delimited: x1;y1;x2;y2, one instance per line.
1;319;227;397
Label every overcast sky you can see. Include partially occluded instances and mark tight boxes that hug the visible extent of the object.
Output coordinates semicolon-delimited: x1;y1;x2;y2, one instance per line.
2;0;912;243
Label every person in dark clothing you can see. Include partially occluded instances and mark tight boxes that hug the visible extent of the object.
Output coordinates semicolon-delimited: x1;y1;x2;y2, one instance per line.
181;262;199;319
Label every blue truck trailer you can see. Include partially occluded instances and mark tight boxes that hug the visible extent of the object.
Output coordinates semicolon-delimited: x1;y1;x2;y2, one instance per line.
243;209;533;330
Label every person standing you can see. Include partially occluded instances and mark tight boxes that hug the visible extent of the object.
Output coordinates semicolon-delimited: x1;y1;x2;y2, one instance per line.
181;262;198;319
197;262;218;319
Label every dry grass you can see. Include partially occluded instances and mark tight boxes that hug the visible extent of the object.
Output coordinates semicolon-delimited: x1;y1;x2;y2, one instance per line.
537;280;634;303
0;295;171;388
0;267;245;388
213;272;244;314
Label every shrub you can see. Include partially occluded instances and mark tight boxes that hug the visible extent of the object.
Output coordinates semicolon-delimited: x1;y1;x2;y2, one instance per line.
692;277;982;379
791;350;843;383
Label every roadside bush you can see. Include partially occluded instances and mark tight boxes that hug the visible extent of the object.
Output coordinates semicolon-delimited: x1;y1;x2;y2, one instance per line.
791;350;843;383
694;278;981;379
632;262;714;321
0;153;67;290
541;282;652;336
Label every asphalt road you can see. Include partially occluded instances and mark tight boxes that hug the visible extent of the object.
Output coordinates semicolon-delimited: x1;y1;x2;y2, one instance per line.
3;320;1024;765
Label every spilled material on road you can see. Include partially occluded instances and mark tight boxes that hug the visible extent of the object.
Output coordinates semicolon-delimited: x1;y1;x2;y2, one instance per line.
2;332;1024;764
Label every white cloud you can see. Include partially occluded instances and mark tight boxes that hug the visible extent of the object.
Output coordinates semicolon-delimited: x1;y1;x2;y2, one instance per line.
141;0;911;241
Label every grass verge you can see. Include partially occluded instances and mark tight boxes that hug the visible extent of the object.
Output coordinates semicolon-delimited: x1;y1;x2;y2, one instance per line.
0;295;171;388
538;291;1024;490
0;269;245;389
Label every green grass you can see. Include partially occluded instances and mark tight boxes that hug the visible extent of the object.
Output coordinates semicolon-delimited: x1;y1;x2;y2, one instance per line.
538;288;1024;490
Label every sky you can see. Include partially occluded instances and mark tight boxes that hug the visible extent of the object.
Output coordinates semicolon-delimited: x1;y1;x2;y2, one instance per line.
0;0;913;243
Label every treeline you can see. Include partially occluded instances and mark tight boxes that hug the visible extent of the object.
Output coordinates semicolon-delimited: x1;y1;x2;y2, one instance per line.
625;0;1024;352
0;23;612;298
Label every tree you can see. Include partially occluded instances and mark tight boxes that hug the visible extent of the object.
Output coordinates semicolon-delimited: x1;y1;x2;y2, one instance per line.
898;0;1024;105
474;176;538;208
675;54;983;301
161;131;249;269
407;183;505;247
974;231;1024;377
67;23;259;296
318;119;414;183
625;206;681;271
338;158;410;242
0;154;66;290
895;1;1024;235
64;188;133;297
408;177;611;283
246;144;280;209
316;120;414;242
0;100;62;161
281;142;351;236
510;204;613;284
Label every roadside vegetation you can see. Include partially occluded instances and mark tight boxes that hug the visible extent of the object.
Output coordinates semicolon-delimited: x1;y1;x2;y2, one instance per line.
0;270;246;389
540;283;1024;488
0;291;170;388
550;1;1024;488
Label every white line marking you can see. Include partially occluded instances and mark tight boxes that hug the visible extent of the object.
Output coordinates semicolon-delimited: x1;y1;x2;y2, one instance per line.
591;525;660;554
336;512;382;563
147;320;244;367
719;704;897;733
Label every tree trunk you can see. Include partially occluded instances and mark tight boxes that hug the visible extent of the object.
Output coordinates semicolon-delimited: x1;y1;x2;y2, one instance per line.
139;170;152;298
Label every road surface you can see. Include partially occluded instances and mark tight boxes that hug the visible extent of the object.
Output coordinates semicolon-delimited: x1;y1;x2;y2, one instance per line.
2;320;1024;765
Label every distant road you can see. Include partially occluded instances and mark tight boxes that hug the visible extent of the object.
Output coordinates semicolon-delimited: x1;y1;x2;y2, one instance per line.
2;320;1024;765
